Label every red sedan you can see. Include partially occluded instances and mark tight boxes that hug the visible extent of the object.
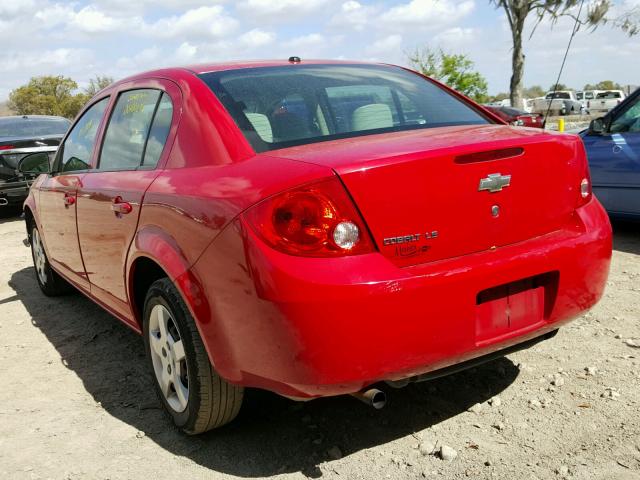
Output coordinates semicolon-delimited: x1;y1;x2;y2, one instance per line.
23;59;611;434
484;105;545;128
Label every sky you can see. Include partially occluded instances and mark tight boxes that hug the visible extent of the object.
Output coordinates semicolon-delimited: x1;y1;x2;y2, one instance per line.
1;0;639;101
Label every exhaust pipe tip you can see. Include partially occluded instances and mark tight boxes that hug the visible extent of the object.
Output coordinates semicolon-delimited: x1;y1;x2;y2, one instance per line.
350;388;387;410
0;198;8;206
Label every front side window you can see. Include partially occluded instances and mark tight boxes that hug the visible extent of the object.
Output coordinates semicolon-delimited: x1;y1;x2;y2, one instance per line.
59;97;109;173
199;64;490;152
610;96;640;134
99;89;162;171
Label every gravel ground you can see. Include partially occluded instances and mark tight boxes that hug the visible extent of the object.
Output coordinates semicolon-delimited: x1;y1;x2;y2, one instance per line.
0;213;639;480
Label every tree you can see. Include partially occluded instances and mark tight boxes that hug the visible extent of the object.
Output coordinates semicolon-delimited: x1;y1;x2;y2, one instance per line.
84;76;114;97
490;0;639;109
583;80;623;90
548;83;570;91
408;47;489;102
8;76;87;118
523;85;546;98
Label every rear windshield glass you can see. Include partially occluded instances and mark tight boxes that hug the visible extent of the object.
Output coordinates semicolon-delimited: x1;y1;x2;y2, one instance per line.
501;107;527;116
596;91;622;99
199;64;490;152
0;117;71;138
546;92;571;99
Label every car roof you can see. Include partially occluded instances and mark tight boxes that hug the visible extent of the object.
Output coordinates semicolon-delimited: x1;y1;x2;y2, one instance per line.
0;115;70;122
108;59;384;87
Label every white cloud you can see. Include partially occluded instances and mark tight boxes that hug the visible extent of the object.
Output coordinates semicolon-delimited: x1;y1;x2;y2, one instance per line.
70;6;127;33
330;1;379;31
366;34;403;57
142;6;238;39
433;27;477;45
237;0;334;21
239;29;276;48
0;0;36;18
381;0;475;27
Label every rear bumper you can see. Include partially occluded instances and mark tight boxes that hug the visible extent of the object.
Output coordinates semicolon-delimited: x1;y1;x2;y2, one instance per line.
193;197;611;398
0;181;30;207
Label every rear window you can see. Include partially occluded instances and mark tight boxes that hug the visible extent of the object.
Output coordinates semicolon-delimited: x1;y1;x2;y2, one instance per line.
596;91;622;99
0;117;70;138
546;92;571;100
501;107;527;116
199;64;490;152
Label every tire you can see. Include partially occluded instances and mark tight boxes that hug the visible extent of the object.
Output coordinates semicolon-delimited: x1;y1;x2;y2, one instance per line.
30;224;74;296
143;278;243;434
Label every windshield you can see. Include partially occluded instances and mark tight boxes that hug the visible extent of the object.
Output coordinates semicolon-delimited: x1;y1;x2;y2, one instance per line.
546;92;571;100
199;64;491;152
0;117;71;138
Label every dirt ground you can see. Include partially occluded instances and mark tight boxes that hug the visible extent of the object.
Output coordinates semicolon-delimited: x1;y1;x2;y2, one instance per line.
0;213;639;480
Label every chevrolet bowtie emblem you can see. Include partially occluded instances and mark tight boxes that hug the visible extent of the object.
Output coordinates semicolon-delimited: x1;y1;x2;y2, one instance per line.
478;173;511;193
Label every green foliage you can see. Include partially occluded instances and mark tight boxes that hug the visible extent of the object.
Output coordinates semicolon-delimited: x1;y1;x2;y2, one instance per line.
408;47;489;103
583;80;623;91
8;75;89;119
549;83;570;92
84;76;114;97
523;85;545;98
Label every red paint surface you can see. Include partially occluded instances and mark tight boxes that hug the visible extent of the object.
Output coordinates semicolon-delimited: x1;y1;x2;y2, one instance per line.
25;61;612;399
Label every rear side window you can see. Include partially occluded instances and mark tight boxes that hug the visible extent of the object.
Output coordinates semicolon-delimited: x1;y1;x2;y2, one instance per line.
198;64;489;152
59;97;109;172
142;93;173;167
99;89;161;170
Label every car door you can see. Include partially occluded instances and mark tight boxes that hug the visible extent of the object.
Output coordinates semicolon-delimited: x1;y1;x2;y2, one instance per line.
38;97;110;290
76;84;178;323
583;92;640;217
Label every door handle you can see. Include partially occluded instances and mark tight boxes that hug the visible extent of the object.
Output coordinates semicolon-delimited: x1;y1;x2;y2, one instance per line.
63;193;75;206
613;145;622;154
111;196;132;215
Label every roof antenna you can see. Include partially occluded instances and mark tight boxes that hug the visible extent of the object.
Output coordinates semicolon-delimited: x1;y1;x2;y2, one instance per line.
288;56;301;64
543;0;585;127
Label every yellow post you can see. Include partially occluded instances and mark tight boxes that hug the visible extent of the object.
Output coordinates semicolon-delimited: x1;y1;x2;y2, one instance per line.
558;118;565;132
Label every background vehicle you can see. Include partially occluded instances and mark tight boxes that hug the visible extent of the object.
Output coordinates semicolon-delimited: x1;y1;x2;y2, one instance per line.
483;105;544;128
576;90;602;113
581;87;640;219
588;90;626;115
0;115;69;213
532;91;583;115
23;60;611;434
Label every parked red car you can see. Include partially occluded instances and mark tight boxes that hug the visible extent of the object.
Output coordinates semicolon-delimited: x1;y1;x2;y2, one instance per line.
484;105;545;128
23;60;611;434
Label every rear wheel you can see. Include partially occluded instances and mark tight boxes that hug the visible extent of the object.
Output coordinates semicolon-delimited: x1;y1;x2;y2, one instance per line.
30;225;74;296
143;278;243;434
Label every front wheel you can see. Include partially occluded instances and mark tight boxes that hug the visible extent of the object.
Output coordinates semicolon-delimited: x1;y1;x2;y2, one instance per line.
143;278;243;434
30;225;74;296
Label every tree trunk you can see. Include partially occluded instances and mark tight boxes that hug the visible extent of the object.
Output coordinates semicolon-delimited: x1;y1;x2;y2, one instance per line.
509;21;525;110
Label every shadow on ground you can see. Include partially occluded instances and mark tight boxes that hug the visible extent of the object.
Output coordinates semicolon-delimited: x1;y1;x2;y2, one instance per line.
0;209;22;224
10;266;520;478
612;220;640;256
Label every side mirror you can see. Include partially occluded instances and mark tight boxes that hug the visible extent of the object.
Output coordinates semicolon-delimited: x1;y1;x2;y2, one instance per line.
588;117;607;135
17;152;53;175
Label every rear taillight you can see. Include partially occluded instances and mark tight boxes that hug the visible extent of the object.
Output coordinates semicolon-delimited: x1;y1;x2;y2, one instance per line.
244;177;375;257
577;144;592;207
0;145;14;151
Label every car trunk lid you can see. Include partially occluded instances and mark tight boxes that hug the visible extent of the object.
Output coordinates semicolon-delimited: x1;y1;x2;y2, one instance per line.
271;125;583;267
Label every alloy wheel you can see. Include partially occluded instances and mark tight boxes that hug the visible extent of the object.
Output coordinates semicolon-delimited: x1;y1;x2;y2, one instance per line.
32;228;47;285
148;304;190;413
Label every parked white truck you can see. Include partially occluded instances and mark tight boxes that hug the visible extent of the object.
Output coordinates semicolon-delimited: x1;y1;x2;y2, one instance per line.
588;90;626;114
532;91;583;115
